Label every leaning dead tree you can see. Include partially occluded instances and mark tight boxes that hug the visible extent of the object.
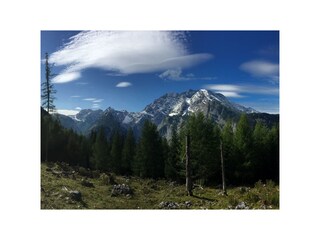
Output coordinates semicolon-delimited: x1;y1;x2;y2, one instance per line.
220;140;227;195
186;134;193;196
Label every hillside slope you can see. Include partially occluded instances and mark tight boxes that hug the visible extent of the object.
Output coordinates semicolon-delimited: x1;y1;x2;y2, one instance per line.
41;163;279;210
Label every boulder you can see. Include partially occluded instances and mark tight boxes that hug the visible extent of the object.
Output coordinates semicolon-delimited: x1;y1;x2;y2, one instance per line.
235;201;249;209
159;201;179;209
81;178;94;188
111;184;133;196
70;191;82;201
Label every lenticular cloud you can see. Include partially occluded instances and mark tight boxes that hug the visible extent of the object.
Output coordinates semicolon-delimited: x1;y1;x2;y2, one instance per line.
49;31;212;83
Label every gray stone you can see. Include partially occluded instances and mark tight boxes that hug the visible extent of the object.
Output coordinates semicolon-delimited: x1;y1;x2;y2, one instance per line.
111;184;133;196
235;201;249;209
159;201;180;209
81;178;94;187
70;191;82;201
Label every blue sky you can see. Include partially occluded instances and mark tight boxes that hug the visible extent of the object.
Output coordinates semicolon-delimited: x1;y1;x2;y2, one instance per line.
41;31;279;115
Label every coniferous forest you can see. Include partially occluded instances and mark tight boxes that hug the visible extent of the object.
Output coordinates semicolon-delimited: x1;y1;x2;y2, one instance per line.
41;109;279;187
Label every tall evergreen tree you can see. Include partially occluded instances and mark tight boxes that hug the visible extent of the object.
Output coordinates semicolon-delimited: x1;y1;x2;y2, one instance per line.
165;127;181;181
41;52;57;162
221;120;236;184
267;124;279;182
234;114;253;183
41;53;56;113
134;120;164;178
121;128;135;175
90;128;109;170
181;113;220;185
252;121;269;181
110;130;123;174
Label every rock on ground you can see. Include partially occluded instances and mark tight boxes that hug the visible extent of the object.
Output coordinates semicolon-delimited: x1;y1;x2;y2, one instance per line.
111;184;133;196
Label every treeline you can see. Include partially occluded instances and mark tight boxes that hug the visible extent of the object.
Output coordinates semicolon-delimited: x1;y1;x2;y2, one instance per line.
41;112;279;186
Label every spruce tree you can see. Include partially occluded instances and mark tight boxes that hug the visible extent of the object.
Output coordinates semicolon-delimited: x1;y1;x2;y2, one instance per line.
41;53;56;113
183;113;219;185
134;120;164;178
90;128;109;170
221;120;236;184
110;130;123;174
165;127;181;181
121;128;135;175
234;114;253;183
41;52;56;162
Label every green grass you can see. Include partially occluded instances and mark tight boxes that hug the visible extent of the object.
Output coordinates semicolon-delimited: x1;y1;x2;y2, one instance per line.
41;163;279;210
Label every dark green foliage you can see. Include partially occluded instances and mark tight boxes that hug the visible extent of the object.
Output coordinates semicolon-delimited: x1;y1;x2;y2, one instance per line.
90;128;110;171
165;127;182;181
234;114;253;183
41;108;279;186
134;120;165;178
181;113;220;185
41;110;91;167
121;128;135;175
110;130;123;174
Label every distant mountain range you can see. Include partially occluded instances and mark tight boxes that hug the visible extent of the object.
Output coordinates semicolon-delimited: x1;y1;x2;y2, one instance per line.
51;89;279;139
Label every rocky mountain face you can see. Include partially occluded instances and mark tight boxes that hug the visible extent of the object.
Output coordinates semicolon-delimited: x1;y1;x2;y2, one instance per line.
53;89;278;139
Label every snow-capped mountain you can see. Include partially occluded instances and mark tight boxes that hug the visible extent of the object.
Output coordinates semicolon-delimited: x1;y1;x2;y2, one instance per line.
54;89;277;139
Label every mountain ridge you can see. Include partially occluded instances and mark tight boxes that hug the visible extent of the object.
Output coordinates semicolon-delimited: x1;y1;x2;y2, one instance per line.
52;89;278;139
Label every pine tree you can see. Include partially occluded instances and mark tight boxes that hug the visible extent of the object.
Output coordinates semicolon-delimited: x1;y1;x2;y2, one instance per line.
221;120;236;184
134;120;164;178
121;128;135;175
252;121;269;181
41;52;57;162
110;130;123;174
267;124;279;182
90;128;109;170
165;127;181;181
182;113;219;185
41;53;56;113
234;114;253;183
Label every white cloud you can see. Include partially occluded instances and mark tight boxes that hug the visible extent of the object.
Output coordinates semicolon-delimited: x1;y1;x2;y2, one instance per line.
52;71;81;83
204;84;279;98
159;69;183;80
83;98;96;101
56;109;80;116
240;60;279;79
70;95;80;98
92;104;100;109
49;31;213;83
116;82;132;88
217;91;245;98
93;99;104;103
75;107;82;110
159;68;215;81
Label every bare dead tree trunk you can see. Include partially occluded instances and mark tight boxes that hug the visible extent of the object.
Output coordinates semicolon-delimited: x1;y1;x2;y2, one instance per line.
186;134;193;196
46;123;49;162
220;140;227;195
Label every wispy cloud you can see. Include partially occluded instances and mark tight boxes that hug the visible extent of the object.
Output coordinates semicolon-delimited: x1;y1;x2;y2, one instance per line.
70;95;81;98
116;82;132;88
159;68;215;81
240;60;279;80
75;107;82;110
52;71;81;84
92;104;100;109
93;99;104;103
204;84;279;98
83;98;96;101
49;31;213;83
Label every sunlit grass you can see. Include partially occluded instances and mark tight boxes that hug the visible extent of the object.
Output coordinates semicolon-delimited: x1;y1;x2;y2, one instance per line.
41;163;279;210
